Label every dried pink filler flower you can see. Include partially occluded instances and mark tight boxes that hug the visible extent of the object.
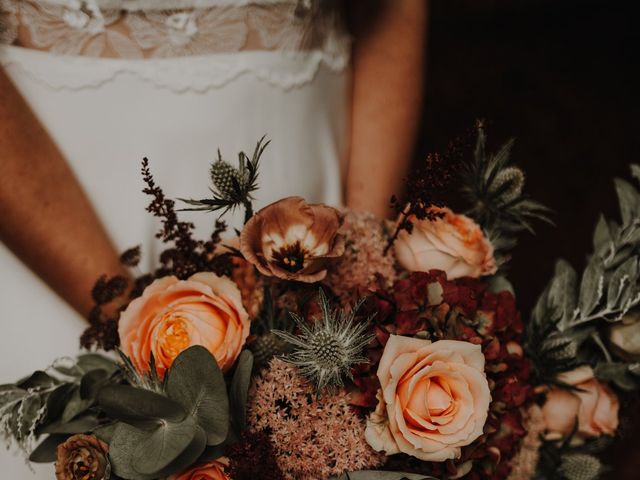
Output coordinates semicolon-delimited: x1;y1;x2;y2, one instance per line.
247;358;384;480
506;405;545;480
324;210;397;301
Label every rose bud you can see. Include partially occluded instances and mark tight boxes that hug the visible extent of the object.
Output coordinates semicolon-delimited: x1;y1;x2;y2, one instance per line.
395;207;497;279
542;366;619;440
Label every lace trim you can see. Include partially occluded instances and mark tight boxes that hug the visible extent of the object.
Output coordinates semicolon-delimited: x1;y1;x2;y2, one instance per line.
0;44;350;92
0;0;17;44
1;0;349;60
44;0;289;10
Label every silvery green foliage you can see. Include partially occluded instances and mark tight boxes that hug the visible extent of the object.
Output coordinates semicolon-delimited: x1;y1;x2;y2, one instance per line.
0;354;117;458
526;165;640;387
461;125;552;267
559;454;602;480
274;289;374;392
98;347;253;480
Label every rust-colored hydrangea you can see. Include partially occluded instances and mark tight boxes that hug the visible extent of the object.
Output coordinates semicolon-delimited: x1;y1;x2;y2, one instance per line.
246;358;384;480
324;209;397;302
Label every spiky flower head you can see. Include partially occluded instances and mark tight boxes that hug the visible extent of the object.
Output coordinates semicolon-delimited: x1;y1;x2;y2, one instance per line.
273;289;374;392
559;453;602;480
210;154;243;200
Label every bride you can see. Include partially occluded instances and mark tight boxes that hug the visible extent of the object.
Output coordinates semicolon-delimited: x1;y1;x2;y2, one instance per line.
0;0;425;476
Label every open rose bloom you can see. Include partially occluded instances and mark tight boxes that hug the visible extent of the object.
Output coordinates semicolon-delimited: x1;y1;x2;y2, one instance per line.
118;272;249;376
240;196;345;282
395;207;497;279
365;335;491;461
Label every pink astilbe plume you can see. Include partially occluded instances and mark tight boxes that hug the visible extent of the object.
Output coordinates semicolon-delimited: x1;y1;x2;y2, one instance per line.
324;209;397;302
246;358;384;480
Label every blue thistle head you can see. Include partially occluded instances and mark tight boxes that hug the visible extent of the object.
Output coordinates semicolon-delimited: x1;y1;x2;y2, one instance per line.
273;289;374;392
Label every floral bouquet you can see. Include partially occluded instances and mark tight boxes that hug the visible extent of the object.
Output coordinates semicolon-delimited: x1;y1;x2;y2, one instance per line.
2;127;639;480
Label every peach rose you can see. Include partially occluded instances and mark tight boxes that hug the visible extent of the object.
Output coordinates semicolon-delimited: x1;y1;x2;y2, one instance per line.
169;458;230;480
394;207;497;279
541;366;619;439
365;335;491;462
118;272;249;377
240;196;345;283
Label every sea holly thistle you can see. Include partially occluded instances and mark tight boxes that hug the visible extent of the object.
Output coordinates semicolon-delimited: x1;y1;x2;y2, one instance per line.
273;289;374;392
461;123;552;266
181;136;270;223
526;164;640;387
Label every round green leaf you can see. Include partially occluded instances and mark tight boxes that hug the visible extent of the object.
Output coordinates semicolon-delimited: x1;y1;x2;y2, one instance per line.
98;384;186;423
165;346;229;446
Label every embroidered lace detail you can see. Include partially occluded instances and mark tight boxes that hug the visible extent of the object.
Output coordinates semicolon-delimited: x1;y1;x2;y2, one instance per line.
0;0;350;91
2;0;349;60
0;0;17;45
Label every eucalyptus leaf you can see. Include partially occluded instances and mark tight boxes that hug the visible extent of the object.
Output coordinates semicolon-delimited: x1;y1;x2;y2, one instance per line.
165;346;229;446
43;384;75;424
98;384;186;423
76;353;119;375
133;416;199;476
607;257;638;309
150;426;207;479
593;214;611;257
93;422;118;444
631;164;640;183
614;178;640;226
229;350;253;433
41;413;100;434
578;260;604;317
548;259;578;330
29;434;69;463
61;387;92;423
17;371;57;390
109;418;199;480
0;385;26;407
80;368;110;400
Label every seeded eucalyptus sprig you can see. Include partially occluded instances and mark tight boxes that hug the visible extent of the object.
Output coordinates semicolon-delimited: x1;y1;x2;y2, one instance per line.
461;123;552;266
525;164;640;388
181;136;270;224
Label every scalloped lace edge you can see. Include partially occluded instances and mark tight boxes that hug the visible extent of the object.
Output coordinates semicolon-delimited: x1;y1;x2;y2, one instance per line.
43;0;288;11
0;45;350;93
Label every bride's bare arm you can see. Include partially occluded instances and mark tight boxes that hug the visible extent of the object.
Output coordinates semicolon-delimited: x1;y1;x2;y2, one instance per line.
346;0;427;218
0;69;127;317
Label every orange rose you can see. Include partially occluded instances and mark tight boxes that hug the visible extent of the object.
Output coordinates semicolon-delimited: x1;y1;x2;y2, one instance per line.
365;335;491;462
395;207;497;279
169;458;230;480
118;272;249;377
239;197;344;283
541;366;619;439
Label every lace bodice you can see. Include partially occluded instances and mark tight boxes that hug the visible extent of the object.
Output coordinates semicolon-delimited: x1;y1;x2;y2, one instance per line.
0;0;349;60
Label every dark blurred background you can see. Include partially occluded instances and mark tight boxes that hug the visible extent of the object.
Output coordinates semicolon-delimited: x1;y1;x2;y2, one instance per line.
419;1;640;478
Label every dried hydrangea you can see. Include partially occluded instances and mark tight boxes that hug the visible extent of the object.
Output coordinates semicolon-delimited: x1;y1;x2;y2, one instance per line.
506;405;545;480
246;358;384;480
324;209;397;302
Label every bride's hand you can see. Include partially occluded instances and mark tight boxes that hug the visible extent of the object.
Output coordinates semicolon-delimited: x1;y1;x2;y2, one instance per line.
0;68;128;318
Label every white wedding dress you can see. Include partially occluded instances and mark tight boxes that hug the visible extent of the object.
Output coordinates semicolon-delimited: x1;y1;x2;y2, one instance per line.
0;0;350;476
